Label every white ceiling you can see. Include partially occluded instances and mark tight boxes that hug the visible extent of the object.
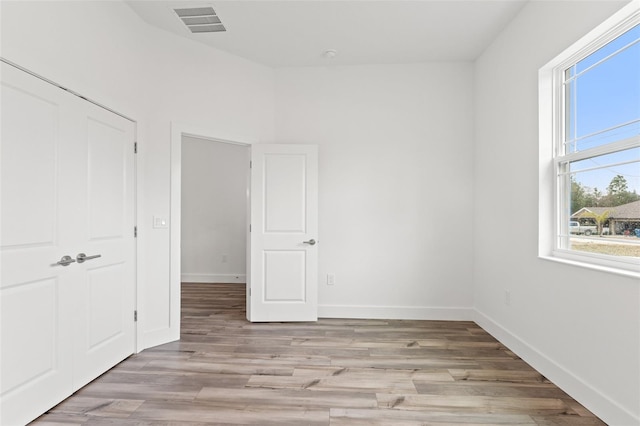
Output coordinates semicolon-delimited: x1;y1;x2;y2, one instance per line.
125;0;529;67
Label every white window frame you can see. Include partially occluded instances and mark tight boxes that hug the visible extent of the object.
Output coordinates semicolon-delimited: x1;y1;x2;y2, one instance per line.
539;0;640;276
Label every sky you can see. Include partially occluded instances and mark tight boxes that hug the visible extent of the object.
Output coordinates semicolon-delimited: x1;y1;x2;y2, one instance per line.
566;23;640;195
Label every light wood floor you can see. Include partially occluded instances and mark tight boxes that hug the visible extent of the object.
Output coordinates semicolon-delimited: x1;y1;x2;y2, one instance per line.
32;283;605;425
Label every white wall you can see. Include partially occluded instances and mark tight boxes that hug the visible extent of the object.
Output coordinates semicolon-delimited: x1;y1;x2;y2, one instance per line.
473;2;639;425
0;0;276;349
275;64;475;319
181;137;248;283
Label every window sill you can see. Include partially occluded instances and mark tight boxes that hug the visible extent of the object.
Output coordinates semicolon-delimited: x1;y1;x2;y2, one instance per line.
539;253;640;279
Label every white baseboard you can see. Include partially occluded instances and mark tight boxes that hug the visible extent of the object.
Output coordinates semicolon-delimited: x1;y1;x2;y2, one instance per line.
474;310;639;426
318;304;474;321
181;273;246;284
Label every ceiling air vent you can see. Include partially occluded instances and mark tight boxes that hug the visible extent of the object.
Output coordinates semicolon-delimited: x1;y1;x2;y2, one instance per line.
174;7;226;33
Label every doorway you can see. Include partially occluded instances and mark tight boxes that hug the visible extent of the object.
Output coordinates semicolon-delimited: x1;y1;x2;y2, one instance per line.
170;125;319;329
181;136;249;285
170;123;251;334
180;136;249;313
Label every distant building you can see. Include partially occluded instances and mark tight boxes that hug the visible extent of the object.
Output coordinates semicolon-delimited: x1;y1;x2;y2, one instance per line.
572;200;640;235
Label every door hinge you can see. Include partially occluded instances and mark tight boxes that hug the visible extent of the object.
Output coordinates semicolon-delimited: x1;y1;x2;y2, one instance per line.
249;224;251;232
134;142;137;153
134;226;137;238
134;310;138;322
250;161;252;168
249;288;251;296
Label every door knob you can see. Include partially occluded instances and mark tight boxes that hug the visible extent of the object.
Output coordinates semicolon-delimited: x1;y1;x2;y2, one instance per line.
76;253;102;263
56;255;76;266
303;239;316;246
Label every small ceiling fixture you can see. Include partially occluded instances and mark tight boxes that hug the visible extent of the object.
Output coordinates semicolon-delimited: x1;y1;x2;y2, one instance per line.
174;6;226;33
323;49;338;59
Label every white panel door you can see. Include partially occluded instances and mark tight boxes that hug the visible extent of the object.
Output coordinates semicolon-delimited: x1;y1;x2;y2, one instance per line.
1;62;77;426
249;144;318;322
0;62;135;425
72;102;136;388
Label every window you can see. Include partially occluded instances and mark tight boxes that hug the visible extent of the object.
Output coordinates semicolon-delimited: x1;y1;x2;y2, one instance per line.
540;3;640;274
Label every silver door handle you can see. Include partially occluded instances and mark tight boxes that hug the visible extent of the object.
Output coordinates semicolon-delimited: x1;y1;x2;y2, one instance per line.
57;255;76;266
303;239;316;246
76;253;101;263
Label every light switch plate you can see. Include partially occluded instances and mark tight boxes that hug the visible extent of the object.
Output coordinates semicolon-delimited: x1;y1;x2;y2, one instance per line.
327;273;335;285
153;216;168;229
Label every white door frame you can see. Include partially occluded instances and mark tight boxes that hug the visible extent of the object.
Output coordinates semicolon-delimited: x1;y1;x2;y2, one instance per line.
169;123;254;331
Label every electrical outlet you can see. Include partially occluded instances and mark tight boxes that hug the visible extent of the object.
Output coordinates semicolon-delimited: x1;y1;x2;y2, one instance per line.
504;290;511;306
327;273;336;286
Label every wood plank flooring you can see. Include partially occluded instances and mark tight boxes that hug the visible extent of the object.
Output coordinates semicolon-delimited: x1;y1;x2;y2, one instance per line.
31;283;605;425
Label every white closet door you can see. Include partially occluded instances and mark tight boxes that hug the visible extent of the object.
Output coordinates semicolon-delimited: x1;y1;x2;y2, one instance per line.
1;62;77;426
72;100;136;388
0;62;136;425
